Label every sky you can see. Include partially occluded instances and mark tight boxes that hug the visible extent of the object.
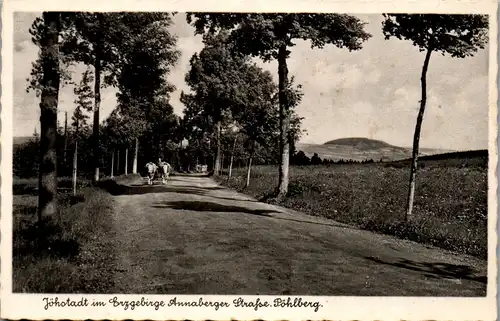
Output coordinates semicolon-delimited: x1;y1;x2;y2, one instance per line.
13;13;490;150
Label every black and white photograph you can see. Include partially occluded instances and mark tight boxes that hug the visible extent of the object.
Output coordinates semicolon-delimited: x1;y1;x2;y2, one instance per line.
1;1;498;319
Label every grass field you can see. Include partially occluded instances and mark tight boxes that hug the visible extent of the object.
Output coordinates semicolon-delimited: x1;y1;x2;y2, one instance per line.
12;176;120;293
216;154;488;259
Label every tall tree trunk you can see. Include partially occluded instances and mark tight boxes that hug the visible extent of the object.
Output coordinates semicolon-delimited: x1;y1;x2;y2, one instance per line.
72;140;78;196
177;151;181;171
92;14;103;185
125;147;129;175
214;120;222;175
228;155;234;179
277;44;290;197
245;154;253;188
406;47;433;220
63;111;68;171
117;150;120;176
38;12;61;222
110;149;115;178
132;138;138;174
228;135;237;179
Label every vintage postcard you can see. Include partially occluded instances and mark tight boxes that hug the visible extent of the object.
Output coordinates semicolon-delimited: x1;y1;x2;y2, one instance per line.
1;0;498;319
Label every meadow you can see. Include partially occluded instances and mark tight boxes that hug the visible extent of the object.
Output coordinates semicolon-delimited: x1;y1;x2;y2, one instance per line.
12;176;120;293
216;153;488;259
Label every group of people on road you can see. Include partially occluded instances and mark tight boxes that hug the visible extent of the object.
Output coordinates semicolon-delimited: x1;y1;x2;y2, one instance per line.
145;158;172;185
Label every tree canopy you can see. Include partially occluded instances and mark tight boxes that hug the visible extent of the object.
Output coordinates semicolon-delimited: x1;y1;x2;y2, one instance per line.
186;13;372;61
382;14;489;57
186;12;371;195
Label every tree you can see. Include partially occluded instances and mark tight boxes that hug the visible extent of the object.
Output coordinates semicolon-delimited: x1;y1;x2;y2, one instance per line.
227;64;304;186
187;13;371;197
105;109;130;174
114;13;179;173
72;68;93;194
291;150;310;166
27;14;75;201
183;31;252;175
27;16;74;97
57;13;134;183
32;12;61;221
181;92;216;169
382;14;489;220
221;123;240;179
230;65;279;186
311;153;322;165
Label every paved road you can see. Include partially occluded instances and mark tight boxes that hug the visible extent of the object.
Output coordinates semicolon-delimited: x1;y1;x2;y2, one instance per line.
109;175;487;296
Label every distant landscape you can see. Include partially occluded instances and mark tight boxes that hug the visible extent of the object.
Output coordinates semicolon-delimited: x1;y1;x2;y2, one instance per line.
297;137;456;162
13;136;34;146
15;135;465;165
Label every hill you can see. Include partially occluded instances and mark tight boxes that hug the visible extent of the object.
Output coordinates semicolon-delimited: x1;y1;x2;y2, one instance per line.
13;136;36;146
324;137;404;150
388;149;488;168
297;137;455;162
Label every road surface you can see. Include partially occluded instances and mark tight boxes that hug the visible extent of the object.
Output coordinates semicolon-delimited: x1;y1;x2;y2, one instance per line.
107;175;487;296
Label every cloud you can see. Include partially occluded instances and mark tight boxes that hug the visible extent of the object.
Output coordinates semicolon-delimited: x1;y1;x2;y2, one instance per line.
14;40;29;52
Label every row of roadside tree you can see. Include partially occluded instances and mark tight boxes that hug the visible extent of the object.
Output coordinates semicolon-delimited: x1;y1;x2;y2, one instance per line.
27;12;488;223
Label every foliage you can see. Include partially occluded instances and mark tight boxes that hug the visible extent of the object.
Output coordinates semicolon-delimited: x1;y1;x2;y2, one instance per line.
184;31;250;118
186;13;372;60
182;30;306;171
26;14;74;97
310;153;322;165
57;13;130;86
115;13;180;142
13;138;40;178
382;14;489;56
72;68;93;139
186;12;371;194
291;150;311;166
182;31;262;170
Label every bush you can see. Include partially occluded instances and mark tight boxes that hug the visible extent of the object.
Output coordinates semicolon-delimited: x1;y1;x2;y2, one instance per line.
13;140;40;178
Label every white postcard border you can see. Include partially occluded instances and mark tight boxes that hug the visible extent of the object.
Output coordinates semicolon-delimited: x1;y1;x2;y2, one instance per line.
1;0;498;320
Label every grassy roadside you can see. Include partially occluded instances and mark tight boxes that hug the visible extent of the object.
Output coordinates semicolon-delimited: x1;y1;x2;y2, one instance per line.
215;160;488;259
12;177;118;293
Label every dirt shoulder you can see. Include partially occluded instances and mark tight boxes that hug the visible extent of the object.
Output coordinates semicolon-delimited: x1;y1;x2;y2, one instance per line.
107;175;486;296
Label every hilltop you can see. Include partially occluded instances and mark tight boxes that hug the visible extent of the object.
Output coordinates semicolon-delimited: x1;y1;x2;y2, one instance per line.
324;137;405;150
13;136;36;146
297;137;454;162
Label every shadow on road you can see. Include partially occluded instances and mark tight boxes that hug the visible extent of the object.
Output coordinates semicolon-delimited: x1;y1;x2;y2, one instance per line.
101;178;358;230
170;172;213;177
153;200;360;231
364;256;487;284
152;200;278;217
98;179;260;204
98;179;224;196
